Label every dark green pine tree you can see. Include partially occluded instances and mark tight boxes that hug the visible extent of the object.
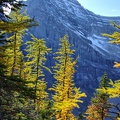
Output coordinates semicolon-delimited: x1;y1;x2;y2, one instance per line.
99;72;110;89
86;72;110;120
0;0;26;21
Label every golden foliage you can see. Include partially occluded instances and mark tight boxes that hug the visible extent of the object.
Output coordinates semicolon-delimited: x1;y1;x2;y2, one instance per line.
107;80;120;98
114;62;120;68
50;35;86;120
24;34;51;112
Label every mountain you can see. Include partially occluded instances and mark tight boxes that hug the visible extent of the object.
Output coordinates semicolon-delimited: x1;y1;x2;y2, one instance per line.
26;0;120;113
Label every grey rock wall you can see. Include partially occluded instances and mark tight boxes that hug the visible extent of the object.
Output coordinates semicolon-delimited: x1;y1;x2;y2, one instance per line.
25;0;120;113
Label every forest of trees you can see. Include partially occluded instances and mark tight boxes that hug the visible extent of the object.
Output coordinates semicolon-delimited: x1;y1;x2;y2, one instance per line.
0;1;120;120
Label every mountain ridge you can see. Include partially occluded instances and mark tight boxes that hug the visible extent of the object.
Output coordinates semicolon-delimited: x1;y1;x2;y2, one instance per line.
26;0;120;113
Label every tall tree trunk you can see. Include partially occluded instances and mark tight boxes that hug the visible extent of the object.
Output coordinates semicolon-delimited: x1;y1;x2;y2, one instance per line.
34;48;41;103
11;33;17;76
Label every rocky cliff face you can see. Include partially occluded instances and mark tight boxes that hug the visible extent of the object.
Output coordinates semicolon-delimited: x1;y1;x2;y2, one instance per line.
26;0;120;112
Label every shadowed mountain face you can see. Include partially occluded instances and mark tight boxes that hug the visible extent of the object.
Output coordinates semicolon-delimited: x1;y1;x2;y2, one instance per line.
26;0;120;112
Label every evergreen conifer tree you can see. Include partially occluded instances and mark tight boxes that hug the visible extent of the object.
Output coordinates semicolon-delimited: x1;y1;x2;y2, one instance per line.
86;72;110;120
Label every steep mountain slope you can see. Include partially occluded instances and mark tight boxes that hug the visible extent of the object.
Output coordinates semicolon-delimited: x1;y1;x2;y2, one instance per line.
26;0;120;112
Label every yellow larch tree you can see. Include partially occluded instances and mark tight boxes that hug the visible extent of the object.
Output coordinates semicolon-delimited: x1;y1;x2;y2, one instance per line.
0;7;38;119
50;35;86;120
102;22;120;119
102;21;120;68
1;9;38;76
24;34;52;116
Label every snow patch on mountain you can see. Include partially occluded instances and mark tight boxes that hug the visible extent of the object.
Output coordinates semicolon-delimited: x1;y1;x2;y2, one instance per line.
88;34;120;60
88;35;109;55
